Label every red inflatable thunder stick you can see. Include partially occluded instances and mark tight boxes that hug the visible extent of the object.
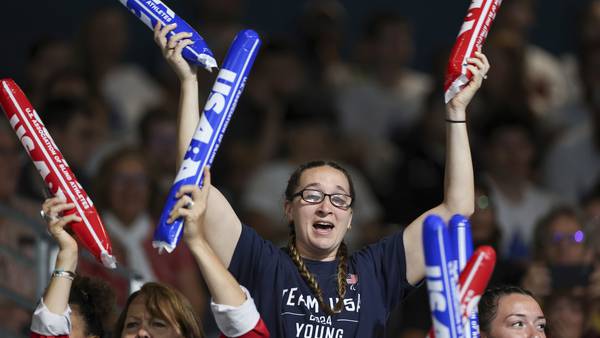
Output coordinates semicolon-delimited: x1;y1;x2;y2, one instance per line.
427;246;496;338
0;79;116;269
456;246;496;323
444;0;502;103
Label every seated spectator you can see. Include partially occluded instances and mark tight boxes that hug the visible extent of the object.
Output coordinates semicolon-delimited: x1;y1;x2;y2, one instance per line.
80;147;206;318
0;119;40;336
543;41;600;203
545;291;585;338
522;206;600;316
481;111;559;261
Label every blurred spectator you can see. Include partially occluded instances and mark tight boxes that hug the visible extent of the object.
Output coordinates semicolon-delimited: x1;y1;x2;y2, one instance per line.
245;38;308;110
210;39;307;208
241;92;383;250
43;67;90;102
583;181;600;258
471;181;526;286
489;0;570;122
557;0;600;132
336;12;432;188
0;120;40;336
42;68;112;136
384;89;446;225
471;39;530;128
543;42;600;203
18;97;106;201
583;182;600;337
79;147;207;319
191;0;244;60
545;291;586;338
481;110;559;261
138;107;178;214
24;37;77;107
297;0;355;89
522;206;599;300
79;6;163;136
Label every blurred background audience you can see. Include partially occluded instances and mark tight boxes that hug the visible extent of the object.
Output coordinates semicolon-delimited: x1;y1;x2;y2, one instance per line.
0;0;598;336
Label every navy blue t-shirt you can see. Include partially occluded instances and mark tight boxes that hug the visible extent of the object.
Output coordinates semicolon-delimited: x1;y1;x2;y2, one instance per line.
228;225;415;337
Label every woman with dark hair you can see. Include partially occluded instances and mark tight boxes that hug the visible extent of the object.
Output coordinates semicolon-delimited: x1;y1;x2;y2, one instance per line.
479;285;546;338
158;19;489;335
522;205;598;298
78;146;205;314
30;200;115;338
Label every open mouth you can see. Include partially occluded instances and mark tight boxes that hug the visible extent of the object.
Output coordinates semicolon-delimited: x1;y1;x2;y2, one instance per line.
313;221;334;232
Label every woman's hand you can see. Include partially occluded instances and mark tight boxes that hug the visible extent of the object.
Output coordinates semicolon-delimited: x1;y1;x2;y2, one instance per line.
446;50;490;118
42;197;81;255
153;22;198;83
168;167;211;246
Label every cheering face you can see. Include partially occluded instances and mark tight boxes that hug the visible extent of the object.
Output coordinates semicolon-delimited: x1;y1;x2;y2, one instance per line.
108;156;150;223
285;166;353;261
486;294;546;338
121;295;183;338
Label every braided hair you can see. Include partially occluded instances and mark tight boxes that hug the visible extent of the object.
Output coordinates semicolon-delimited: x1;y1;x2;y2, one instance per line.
284;160;354;316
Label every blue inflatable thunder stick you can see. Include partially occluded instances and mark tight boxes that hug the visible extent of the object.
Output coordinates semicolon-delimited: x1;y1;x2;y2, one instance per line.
153;30;261;253
449;214;480;338
424;215;464;338
118;0;217;70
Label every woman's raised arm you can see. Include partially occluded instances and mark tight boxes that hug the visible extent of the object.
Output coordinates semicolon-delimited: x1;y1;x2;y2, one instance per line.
402;51;489;285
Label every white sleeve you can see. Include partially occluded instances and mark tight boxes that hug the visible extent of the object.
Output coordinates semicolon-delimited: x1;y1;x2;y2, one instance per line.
210;286;260;338
30;298;72;336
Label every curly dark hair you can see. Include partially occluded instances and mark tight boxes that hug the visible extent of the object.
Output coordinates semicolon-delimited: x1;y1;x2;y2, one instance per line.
69;275;115;338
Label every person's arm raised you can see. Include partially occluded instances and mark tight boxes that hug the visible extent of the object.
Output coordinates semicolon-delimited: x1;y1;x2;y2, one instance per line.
172;168;246;305
403;51;489;285
41;198;81;314
155;23;242;266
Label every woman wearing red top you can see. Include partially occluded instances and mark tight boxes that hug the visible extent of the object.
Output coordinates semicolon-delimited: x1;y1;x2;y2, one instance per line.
31;168;268;338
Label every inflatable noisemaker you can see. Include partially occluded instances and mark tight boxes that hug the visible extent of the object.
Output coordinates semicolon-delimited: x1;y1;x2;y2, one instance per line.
153;30;261;253
0;79;116;268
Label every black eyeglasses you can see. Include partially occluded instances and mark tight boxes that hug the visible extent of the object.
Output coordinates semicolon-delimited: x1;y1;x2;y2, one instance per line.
292;188;353;209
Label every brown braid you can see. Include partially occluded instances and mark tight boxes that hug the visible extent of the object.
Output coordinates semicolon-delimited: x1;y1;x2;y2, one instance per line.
287;230;348;316
334;241;348;313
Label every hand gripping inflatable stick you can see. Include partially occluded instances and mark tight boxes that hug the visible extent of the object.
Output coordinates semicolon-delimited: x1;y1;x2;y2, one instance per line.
444;0;502;103
118;0;217;71
153;30;261;253
0;79;116;268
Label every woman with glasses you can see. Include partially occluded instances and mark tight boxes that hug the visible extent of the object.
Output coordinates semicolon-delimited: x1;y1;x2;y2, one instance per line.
522;205;600;299
160;21;488;336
